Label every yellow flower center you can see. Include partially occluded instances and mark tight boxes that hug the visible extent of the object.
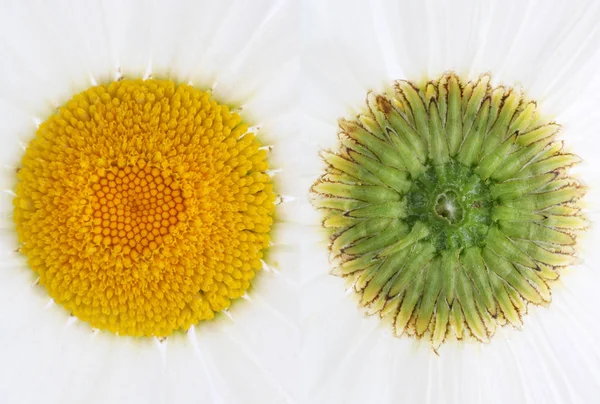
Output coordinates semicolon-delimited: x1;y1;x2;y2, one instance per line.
14;79;275;337
88;165;185;254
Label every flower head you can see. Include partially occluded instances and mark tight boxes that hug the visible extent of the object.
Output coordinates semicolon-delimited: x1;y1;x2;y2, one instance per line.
14;79;275;336
312;73;586;349
0;1;300;402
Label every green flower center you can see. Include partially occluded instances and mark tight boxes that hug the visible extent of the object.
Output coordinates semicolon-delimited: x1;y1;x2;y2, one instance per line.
434;190;462;224
406;161;491;251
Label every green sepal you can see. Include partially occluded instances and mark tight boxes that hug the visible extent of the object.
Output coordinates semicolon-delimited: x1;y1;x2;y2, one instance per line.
332;218;392;253
457;97;490;167
431;297;450;350
542;204;581;216
415;256;444;336
481;247;542;304
461;247;496;315
428;101;450;166
386;131;427;178
512;239;575;267
476;133;517;180
380;292;402;320
488;272;522;327
368;93;428;162
322;212;362;228
515;153;581;178
393;268;427;336
449;301;465;339
345;220;409;255
491;206;544;222
354;266;377;291
311;196;366;211
437;75;448;124
425;83;437;104
503;186;585;211
474;290;496;336
514;264;551;303
517;123;560;146
341;119;407;171
508;101;537;135
504;282;526;314
323;172;362;185
455;266;488;341
461;81;474;115
539;214;587;230
359;114;387;141
485;226;537;269
490;173;556;200
499;220;575;246
481;88;521;157
390;89;415;126
348;150;411;194
379;221;430;257
364;292;387;315
313;182;400;204
485;87;505;133
346;200;407;219
339;132;378;161
491;137;553;181
361;247;412;305
462;74;490;136
441;249;459;303
446;74;463;156
396;80;430;142
535;178;580;193
542;243;575;255
531;141;563;161
334;252;377;276
388;242;436;296
537;263;560;281
322;151;384;186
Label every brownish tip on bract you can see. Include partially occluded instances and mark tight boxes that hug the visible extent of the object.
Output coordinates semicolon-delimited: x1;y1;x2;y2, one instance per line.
375;94;394;114
444;71;460;84
338;117;355;133
428;98;439;110
318;148;333;161
476;72;492;86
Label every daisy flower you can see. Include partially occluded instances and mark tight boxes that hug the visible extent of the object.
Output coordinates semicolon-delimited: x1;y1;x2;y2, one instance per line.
0;1;298;403
301;0;600;403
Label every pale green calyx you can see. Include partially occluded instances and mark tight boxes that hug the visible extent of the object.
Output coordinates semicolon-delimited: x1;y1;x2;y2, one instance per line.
311;72;586;350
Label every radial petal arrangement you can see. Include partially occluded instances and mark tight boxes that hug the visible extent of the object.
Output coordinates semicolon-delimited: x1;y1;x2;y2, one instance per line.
13;79;276;337
311;72;586;349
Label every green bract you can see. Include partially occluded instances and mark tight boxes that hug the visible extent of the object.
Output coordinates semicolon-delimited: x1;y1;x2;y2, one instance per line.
311;73;586;350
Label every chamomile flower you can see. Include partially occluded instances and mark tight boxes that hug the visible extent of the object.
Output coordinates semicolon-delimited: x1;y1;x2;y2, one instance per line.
301;0;600;403
0;1;298;403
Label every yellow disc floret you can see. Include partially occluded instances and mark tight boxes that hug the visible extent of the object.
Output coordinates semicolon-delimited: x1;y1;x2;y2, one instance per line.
13;79;275;337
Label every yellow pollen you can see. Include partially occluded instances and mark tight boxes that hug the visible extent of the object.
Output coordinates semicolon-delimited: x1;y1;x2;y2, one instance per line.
13;79;276;337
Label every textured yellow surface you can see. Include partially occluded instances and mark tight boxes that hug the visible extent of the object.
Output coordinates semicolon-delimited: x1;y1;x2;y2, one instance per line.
14;79;275;336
